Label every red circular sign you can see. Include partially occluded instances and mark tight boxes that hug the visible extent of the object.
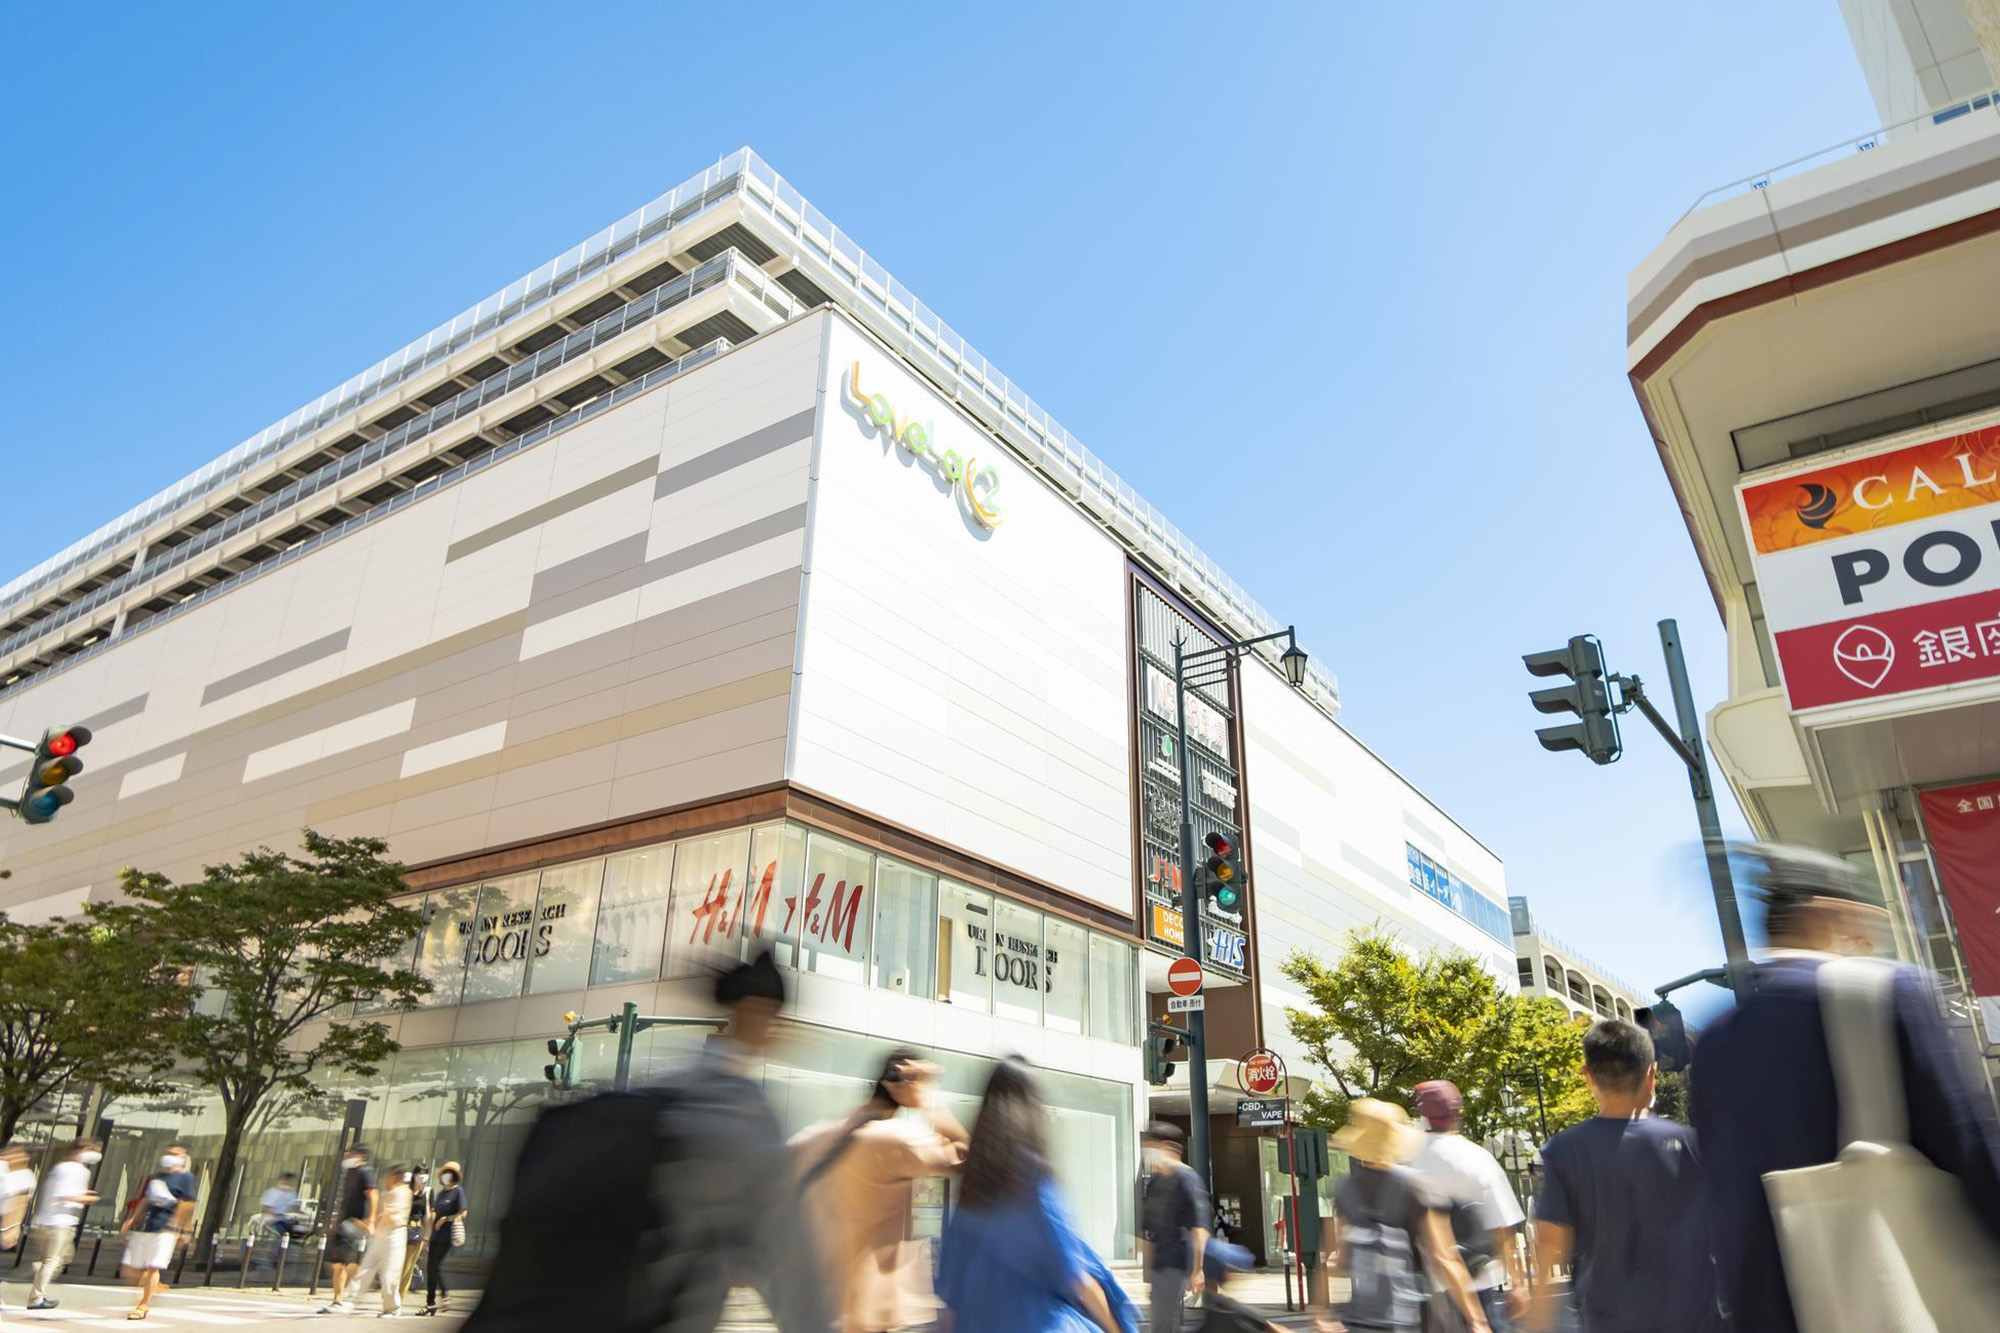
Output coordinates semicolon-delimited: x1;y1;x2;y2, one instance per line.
1167;957;1204;997
1240;1048;1283;1095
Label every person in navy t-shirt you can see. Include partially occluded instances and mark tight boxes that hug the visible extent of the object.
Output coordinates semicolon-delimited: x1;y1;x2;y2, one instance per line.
1532;1021;1719;1333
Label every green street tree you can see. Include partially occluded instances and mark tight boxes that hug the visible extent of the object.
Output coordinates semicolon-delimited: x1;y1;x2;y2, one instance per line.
94;830;430;1259
0;917;181;1143
1280;926;1592;1141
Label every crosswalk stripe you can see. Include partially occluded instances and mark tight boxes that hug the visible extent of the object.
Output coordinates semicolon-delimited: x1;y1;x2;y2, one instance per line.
142;1311;253;1325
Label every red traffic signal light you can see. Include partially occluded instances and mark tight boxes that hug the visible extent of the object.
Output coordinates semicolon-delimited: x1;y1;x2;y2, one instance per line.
17;725;91;825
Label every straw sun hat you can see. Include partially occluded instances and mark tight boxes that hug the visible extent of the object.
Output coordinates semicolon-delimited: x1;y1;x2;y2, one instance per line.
1330;1097;1418;1166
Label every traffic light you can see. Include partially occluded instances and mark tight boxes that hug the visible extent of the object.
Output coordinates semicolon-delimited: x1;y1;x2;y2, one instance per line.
1523;636;1621;766
16;725;92;825
544;1020;576;1088
1201;830;1243;912
1635;1001;1690;1073
1145;1026;1188;1086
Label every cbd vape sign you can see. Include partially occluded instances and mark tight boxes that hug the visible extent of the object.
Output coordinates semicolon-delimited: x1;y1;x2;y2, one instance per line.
1740;421;2000;710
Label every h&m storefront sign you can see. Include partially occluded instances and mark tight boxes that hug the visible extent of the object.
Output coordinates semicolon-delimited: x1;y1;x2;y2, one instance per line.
1740;421;2000;710
845;362;1005;529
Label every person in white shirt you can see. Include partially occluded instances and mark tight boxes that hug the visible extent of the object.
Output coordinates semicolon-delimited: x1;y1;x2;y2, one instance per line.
1409;1080;1530;1331
25;1137;100;1310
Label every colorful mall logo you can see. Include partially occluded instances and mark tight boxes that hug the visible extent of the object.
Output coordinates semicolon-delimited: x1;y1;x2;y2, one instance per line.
847;363;1005;529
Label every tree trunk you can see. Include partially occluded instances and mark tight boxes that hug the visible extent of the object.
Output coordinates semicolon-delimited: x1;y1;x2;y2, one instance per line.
195;1098;256;1271
0;1096;24;1146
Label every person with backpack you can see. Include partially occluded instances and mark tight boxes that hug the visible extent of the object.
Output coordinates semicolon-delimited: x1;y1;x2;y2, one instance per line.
792;1047;967;1332
936;1058;1135;1333
1321;1099;1488;1333
1690;843;2000;1333
1408;1081;1527;1331
1533;1020;1717;1333
458;949;830;1333
1139;1121;1209;1333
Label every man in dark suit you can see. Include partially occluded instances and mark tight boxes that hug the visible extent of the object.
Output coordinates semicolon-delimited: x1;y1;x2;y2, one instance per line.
1690;843;2000;1333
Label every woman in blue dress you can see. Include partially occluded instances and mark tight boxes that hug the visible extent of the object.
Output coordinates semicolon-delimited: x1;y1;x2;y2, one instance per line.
937;1059;1136;1333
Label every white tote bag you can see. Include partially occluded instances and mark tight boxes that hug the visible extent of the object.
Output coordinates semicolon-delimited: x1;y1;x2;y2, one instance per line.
1762;957;2000;1333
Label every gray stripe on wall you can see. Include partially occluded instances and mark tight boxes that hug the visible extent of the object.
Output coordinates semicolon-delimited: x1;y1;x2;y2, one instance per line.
445;458;659;565
530;533;651;607
79;693;149;734
200;629;351;706
527;503;810;625
654;408;815;500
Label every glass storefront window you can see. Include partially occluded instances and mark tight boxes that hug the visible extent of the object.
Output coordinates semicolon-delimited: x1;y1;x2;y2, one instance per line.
460;874;542;1003
743;822;806;965
665;829;753;977
591;845;674;985
413;885;480;1008
938;881;992;1012
1043;917;1087;1034
794;832;872;983
524;860;603;995
1088;933;1136;1044
874;858;937;998
991;899;1042;1025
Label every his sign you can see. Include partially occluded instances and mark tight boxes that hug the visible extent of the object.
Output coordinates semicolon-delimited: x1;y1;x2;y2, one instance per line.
1739;420;2000;710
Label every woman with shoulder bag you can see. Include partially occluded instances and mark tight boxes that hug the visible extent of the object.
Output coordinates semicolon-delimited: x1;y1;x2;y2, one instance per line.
423;1161;468;1317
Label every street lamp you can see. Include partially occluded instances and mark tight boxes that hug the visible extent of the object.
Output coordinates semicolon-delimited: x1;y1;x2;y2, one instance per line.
1171;622;1309;1191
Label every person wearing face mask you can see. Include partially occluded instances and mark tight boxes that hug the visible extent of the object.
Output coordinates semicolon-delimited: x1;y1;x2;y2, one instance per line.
119;1144;197;1321
25;1137;101;1310
423;1161;467;1316
320;1142;377;1315
397;1163;430;1304
1139;1122;1209;1333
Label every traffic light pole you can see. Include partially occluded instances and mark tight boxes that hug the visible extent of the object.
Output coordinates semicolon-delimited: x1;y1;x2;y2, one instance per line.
1171;624;1302;1193
1614;620;1752;998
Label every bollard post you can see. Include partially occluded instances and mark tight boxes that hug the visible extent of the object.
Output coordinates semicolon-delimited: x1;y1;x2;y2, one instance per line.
273;1230;289;1292
308;1234;326;1298
89;1234;104;1276
238;1232;253;1288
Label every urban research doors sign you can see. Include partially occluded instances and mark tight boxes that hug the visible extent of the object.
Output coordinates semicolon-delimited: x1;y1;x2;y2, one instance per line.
1738;419;2000;710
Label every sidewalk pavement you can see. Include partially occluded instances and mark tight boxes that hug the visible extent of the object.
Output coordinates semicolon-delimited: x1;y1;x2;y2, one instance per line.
5;1267;1339;1330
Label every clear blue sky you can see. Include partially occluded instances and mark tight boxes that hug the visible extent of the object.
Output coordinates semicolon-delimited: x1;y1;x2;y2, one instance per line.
1;3;1880;1022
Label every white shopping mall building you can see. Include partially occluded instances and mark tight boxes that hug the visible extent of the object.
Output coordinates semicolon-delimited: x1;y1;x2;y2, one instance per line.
0;149;1514;1266
1628;0;2000;1086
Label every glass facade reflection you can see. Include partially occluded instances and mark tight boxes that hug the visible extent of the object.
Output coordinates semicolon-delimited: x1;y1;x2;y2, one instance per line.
397;821;1139;1045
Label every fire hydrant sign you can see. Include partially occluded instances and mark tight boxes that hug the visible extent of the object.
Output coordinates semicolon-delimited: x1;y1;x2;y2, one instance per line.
1240;1048;1284;1096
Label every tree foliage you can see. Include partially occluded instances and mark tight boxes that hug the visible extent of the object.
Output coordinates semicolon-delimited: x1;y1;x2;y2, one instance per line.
0;916;182;1143
94;830;430;1256
1281;926;1593;1141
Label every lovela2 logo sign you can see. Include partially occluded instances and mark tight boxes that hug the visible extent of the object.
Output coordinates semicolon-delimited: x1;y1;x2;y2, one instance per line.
846;363;1005;529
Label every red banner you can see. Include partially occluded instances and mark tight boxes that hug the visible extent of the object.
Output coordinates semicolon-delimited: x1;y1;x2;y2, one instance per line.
1919;779;2000;997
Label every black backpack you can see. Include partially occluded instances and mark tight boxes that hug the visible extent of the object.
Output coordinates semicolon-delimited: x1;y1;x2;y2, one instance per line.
458;1089;681;1333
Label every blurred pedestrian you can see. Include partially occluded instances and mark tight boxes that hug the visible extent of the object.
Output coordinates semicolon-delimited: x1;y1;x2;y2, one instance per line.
937;1058;1135;1333
1692;843;2000;1333
0;1143;35;1256
1139;1122;1209;1333
352;1163;412;1316
321;1141;377;1315
1531;1020;1716;1333
462;949;830;1332
25;1136;99;1310
396;1163;429;1302
1198;1239;1282;1333
1321;1099;1488;1333
423;1160;467;1316
119;1143;197;1322
792;1046;967;1331
1408;1081;1527;1331
254;1171;303;1274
